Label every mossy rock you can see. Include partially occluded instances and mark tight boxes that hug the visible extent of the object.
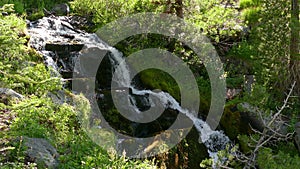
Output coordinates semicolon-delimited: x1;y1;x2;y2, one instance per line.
139;69;180;101
220;105;252;140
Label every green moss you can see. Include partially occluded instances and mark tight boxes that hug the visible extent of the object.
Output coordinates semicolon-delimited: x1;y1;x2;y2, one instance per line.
220;105;252;140
139;69;181;101
220;106;241;139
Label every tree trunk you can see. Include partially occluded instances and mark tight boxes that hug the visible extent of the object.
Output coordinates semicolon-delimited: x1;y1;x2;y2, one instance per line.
290;0;300;95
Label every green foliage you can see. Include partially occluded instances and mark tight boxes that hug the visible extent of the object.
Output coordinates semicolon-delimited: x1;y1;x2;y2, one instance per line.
0;4;16;13
242;83;270;107
70;0;163;31
58;132;155;169
250;0;290;95
257;147;300;169
239;0;261;26
185;0;243;42
0;10;157;168
200;145;240;168
242;7;261;25
226;77;244;88
233;0;293;103
26;10;44;21
0;10;61;96
10;97;77;140
0;0;69;14
239;0;261;9
227;41;256;61
237;134;257;154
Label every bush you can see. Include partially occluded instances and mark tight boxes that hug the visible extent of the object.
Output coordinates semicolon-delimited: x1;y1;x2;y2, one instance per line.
0;8;61;96
0;0;69;14
257;147;300;169
70;0;163;31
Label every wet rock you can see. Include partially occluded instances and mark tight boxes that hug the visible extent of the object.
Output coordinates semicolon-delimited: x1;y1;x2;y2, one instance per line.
45;43;84;53
23;137;59;169
69;15;95;32
294;122;300;153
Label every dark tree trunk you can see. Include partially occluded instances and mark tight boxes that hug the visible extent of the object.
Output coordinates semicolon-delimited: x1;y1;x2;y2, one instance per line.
290;0;300;95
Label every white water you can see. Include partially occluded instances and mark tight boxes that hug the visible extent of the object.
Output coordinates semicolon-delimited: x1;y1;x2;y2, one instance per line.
28;16;230;167
107;45;230;164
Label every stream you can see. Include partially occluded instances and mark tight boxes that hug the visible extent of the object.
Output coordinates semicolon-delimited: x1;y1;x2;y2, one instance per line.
28;16;231;167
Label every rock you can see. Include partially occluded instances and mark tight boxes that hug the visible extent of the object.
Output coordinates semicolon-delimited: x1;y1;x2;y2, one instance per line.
45;43;84;53
220;104;251;139
0;88;24;100
47;90;71;105
238;102;265;132
69;15;95;31
23;137;59;168
294;122;300;152
238;102;290;136
51;3;70;16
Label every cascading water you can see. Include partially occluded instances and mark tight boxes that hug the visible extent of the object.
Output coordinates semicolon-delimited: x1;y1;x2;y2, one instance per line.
28;16;230;167
107;45;230;166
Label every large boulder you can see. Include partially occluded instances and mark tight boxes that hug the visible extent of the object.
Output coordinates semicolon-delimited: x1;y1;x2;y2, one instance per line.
23;137;59;169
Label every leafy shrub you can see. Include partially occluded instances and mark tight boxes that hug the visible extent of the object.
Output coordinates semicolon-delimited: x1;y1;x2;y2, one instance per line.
0;0;69;14
70;0;163;31
0;9;61;96
239;0;261;9
257;147;300;169
185;0;243;42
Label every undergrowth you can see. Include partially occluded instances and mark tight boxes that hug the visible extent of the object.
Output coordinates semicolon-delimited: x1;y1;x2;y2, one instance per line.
0;5;156;169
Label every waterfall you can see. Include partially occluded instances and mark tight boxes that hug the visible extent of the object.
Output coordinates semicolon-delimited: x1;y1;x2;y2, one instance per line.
107;46;230;165
28;16;230;167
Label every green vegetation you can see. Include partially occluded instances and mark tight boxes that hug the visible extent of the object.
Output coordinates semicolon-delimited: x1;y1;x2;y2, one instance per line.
0;5;155;168
0;0;68;14
1;0;300;168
